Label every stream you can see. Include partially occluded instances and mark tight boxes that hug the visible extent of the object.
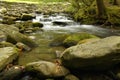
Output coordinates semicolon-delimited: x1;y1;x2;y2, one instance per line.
19;13;120;65
18;13;120;79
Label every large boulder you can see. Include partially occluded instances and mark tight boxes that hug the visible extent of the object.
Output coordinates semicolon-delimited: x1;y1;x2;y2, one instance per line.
25;60;69;78
61;36;120;70
0;24;37;48
0;47;19;71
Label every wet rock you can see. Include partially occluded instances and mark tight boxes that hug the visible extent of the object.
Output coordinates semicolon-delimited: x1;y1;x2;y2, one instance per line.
53;21;68;26
1;16;17;24
0;47;19;71
40;18;52;22
16;42;31;51
0;42;14;48
49;35;69;47
64;74;79;80
0;24;37;48
78;38;100;45
0;65;25;80
63;33;98;48
0;31;7;42
32;22;43;28
61;36;120;70
0;7;7;14
21;13;35;21
25;61;70;78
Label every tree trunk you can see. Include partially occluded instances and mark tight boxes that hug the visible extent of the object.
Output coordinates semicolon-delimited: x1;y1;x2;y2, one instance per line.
113;0;118;5
96;0;106;17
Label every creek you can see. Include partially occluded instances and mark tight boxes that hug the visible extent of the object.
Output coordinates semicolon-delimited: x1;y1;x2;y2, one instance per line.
18;13;120;79
19;12;120;65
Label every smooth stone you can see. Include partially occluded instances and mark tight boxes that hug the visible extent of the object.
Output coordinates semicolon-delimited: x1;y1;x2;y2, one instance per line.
61;36;120;70
0;47;19;71
25;60;70;78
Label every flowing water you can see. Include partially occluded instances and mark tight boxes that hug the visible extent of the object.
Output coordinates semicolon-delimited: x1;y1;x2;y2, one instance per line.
33;13;120;37
19;13;120;79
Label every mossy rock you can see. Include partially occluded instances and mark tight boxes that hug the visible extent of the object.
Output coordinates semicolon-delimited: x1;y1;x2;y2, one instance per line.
32;22;43;28
0;42;15;48
0;24;37;48
21;14;35;21
63;33;98;48
25;61;70;78
0;47;19;71
78;38;100;45
49;34;69;47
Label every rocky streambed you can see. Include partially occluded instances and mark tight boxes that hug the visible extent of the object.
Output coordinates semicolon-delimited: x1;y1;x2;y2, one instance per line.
0;1;120;80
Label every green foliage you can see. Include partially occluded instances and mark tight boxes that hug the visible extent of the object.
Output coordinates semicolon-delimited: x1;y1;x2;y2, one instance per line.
4;0;67;3
107;6;120;25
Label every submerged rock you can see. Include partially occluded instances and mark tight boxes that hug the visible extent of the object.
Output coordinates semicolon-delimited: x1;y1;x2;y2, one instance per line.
61;36;120;70
25;60;69;78
0;47;19;71
49;35;69;47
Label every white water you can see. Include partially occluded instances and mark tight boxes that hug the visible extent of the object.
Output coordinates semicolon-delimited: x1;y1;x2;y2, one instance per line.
33;13;120;37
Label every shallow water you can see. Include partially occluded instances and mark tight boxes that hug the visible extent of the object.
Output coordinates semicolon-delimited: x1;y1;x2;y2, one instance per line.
19;13;120;65
18;13;120;79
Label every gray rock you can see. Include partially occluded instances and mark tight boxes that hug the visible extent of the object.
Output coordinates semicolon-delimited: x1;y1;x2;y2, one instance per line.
61;36;120;70
25;61;69;78
0;47;19;71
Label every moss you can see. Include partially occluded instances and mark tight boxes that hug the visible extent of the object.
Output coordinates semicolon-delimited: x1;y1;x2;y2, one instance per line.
78;38;100;45
49;34;69;47
106;6;120;26
63;33;98;48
